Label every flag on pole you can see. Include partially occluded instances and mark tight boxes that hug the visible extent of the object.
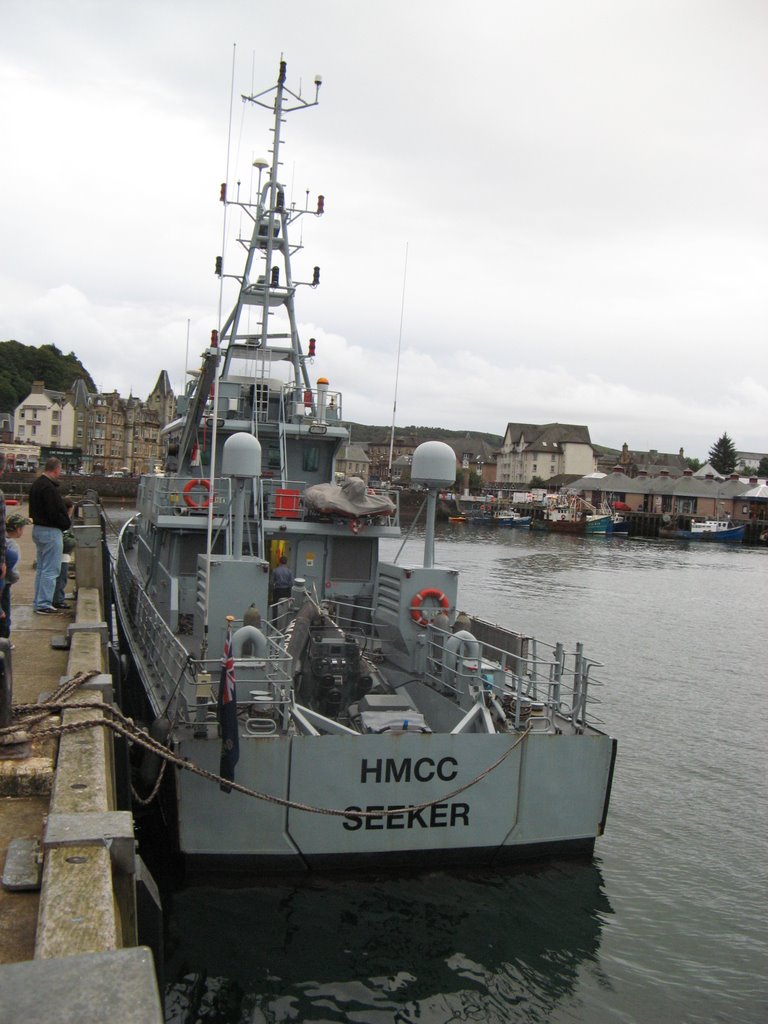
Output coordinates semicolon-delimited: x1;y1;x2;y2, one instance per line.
217;616;239;792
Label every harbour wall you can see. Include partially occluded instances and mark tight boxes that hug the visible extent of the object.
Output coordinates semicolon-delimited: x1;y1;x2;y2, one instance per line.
0;502;163;1021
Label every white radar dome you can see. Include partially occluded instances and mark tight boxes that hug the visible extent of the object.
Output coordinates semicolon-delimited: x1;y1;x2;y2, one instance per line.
411;441;457;487
222;432;262;477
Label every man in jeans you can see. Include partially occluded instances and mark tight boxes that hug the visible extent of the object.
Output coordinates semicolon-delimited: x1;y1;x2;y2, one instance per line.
29;457;71;614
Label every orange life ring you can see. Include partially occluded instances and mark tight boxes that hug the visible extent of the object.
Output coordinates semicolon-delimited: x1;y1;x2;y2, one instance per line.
410;587;450;627
183;478;211;509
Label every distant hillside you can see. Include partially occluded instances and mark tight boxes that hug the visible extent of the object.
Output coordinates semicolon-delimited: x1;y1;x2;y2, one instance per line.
347;423;504;447
0;340;96;412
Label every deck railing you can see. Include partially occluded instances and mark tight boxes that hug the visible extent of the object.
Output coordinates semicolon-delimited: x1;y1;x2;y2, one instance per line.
259;478;400;526
137;475;232;519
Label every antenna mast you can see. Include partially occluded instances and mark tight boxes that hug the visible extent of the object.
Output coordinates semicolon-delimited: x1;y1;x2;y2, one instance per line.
388;242;409;480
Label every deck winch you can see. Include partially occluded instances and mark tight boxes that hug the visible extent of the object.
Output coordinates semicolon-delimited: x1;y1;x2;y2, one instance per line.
302;624;372;719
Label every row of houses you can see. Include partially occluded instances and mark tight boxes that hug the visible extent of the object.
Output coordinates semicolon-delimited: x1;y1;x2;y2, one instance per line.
1;374;176;475
569;469;768;522
3;384;764;495
339;424;766;492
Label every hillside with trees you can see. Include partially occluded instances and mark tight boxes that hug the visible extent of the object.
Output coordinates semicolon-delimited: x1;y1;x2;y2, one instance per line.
346;423;503;447
0;340;96;412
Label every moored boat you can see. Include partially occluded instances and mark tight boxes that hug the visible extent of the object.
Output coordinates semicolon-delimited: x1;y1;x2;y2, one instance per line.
494;509;532;528
113;59;616;873
659;518;746;543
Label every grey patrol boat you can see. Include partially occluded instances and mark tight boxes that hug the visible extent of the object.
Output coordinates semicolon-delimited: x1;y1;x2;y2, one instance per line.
114;58;617;872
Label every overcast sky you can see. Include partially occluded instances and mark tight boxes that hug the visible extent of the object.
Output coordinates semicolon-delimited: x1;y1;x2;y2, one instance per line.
1;0;766;459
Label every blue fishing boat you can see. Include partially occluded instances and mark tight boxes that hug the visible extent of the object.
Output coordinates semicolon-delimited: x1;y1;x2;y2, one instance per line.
659;518;745;543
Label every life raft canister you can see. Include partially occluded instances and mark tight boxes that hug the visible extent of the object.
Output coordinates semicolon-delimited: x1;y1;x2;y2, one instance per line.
410;587;450;627
183;478;211;509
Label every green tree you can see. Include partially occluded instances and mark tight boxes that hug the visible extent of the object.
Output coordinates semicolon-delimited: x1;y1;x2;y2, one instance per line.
684;456;702;472
530;475;547;488
707;432;737;475
758;456;768;477
0;339;96;412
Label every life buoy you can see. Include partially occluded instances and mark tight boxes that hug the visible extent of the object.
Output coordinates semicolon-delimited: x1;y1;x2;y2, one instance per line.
183;478;211;509
410;587;450;627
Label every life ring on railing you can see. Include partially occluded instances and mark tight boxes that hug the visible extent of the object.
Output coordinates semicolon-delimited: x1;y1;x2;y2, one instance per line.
410;587;450;627
183;478;211;509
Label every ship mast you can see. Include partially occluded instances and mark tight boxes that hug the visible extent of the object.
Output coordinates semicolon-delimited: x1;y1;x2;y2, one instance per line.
219;59;322;402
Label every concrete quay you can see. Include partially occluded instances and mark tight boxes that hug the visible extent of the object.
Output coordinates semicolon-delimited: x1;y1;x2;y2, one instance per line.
0;503;163;1022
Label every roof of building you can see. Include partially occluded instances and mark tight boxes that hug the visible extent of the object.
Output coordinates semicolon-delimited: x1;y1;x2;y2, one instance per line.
570;469;755;499
503;421;593;449
150;370;173;398
440;437;498;463
338;445;369;463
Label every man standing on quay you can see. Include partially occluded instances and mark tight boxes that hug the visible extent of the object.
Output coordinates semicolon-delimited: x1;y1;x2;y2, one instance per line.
29;457;71;614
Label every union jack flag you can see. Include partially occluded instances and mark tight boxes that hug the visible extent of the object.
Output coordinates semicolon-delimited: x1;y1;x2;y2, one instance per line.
217;619;239;791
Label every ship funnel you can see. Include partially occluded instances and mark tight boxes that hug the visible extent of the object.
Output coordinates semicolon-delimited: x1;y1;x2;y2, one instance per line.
411;441;456;569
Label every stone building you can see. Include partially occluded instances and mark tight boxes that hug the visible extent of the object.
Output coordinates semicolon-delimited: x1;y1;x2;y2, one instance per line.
336;444;370;484
595;442;689;478
70;371;175;474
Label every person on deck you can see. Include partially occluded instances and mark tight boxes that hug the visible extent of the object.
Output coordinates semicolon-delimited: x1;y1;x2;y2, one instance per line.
272;556;294;603
29;457;71;614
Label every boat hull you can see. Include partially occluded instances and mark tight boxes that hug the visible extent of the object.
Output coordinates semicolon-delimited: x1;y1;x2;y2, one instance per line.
546;519;586;534
114;535;616;872
495;515;531;528
173;728;616;871
659;525;745;543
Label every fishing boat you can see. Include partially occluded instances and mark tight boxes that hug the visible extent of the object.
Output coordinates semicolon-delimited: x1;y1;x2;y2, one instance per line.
659;518;745;543
543;496;587;534
585;503;629;536
113;59;616;873
494;509;532;528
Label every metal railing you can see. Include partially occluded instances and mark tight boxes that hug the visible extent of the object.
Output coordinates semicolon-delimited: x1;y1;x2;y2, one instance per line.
115;547;191;702
259;478;400;526
423;623;604;730
137;475;232;519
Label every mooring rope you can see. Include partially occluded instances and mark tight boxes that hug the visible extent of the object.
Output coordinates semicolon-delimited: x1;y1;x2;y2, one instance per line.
1;672;531;818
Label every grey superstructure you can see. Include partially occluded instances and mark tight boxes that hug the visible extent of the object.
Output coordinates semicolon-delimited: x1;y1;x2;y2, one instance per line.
114;59;616;871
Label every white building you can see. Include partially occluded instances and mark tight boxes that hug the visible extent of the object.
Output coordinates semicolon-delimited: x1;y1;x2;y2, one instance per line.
14;381;75;448
496;422;596;486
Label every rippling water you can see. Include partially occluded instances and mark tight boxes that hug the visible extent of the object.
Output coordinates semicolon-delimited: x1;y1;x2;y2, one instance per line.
151;524;767;1023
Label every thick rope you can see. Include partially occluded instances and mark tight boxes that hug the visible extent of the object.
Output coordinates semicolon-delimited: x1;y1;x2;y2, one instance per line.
3;673;532;818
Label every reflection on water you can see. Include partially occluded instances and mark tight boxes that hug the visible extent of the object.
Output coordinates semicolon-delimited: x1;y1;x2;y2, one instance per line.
164;862;611;1023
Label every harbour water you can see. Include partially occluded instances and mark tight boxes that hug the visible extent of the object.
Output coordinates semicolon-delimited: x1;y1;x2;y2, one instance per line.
140;523;767;1023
